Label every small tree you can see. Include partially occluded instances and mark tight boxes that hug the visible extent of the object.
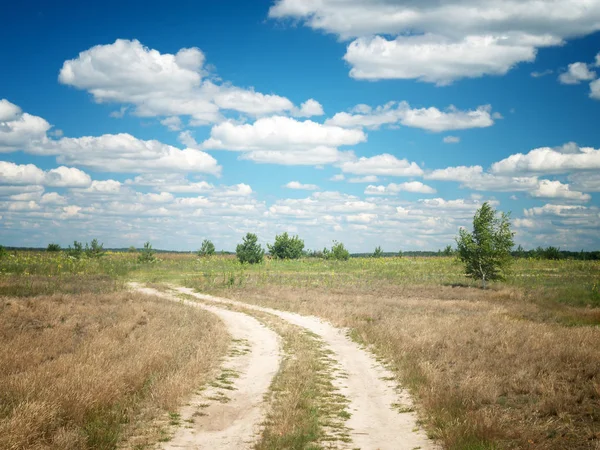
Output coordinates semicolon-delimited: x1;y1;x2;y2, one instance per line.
442;245;454;257
456;202;514;289
128;245;137;253
0;245;6;259
198;239;216;257
66;241;84;259
236;233;264;264
85;239;105;258
138;241;156;263
543;246;562;260
372;246;383;258
47;243;61;252
267;232;304;259
323;241;350;261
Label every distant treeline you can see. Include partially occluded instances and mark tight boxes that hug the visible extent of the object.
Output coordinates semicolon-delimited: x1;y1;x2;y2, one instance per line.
2;246;600;260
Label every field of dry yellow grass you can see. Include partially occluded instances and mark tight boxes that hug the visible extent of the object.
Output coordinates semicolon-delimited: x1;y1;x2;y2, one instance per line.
0;273;228;450
1;251;598;449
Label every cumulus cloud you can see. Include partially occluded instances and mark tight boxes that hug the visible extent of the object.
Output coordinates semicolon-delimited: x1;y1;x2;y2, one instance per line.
0;161;91;187
530;179;591;201
348;175;379;183
201;116;364;165
0;100;222;176
285;181;320;190
426;165;539;191
58;39;320;123
326;101;494;132
269;0;600;83
558;62;597;84
491;142;600;174
365;182;436;195
293;99;324;117
339;154;423;177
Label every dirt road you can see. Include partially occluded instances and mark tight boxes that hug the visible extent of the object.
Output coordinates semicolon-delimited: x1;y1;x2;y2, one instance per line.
132;283;436;449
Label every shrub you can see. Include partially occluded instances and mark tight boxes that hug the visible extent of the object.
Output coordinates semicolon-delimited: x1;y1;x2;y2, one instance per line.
66;241;84;259
198;239;216;257
543;246;562;260
0;245;6;258
46;243;61;252
236;233;264;264
456;202;514;289
128;245;137;253
323;241;350;261
85;239;105;258
138;242;156;263
442;245;454;256
267;232;304;259
372;246;383;258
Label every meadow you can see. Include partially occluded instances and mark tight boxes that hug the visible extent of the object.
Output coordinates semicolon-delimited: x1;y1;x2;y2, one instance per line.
1;250;599;449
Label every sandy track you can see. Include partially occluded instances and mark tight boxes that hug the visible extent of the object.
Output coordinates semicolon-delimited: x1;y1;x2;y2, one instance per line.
172;286;437;450
130;284;281;450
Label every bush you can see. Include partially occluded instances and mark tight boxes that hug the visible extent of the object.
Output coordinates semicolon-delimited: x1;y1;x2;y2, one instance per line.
543;246;562;260
456;202;514;289
372;246;383;258
85;239;105;258
47;243;61;252
198;239;216;257
323;241;350;261
138;242;156;263
442;245;454;256
66;241;84;259
128;245;137;253
0;245;6;259
267;232;304;259
236;233;264;264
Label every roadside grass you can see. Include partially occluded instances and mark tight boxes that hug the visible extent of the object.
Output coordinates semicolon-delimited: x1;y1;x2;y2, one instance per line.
0;273;229;449
195;284;600;450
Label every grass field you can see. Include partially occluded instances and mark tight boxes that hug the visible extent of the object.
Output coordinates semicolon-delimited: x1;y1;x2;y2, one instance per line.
1;251;599;449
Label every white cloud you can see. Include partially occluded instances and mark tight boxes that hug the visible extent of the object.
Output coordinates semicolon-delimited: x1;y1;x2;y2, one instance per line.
326;101;494;132
40;192;67;205
425;165;540;191
0;161;91;188
569;172;600;192
491;142;600;174
0;99;52;153
293;99;324;117
330;174;345;181
344;34;548;84
270;0;600;83
160;116;183;131
443;136;460;144
348;175;379;183
531;69;554;78
558;62;597;84
339;154;423;177
59;39;316;122
530;179;591;201
590;78;600;99
81;180;123;194
201;116;363;165
285;181;320;190
365;182;436;195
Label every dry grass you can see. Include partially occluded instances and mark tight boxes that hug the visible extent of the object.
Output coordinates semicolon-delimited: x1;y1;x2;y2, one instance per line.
202;283;600;450
0;289;229;450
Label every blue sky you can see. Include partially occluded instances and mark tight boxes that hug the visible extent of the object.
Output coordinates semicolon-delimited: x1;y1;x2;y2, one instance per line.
1;0;600;252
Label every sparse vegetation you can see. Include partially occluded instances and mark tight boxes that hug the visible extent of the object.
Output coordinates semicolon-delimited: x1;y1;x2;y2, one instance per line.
66;240;84;259
47;243;61;252
372;246;383;258
138;241;156;263
236;233;264;264
85;238;105;258
322;240;350;261
197;239;216;257
267;232;304;260
456;202;514;288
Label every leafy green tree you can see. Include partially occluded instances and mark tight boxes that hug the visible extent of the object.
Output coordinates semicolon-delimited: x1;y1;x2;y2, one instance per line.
323;241;350;261
543;246;562;260
66;241;84;259
47;243;61;252
267;232;304;259
85;239;105;258
236;233;264;264
198;239;216;257
138;241;156;263
442;245;454;257
514;244;525;258
372;246;383;258
128;245;137;253
456;202;514;289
